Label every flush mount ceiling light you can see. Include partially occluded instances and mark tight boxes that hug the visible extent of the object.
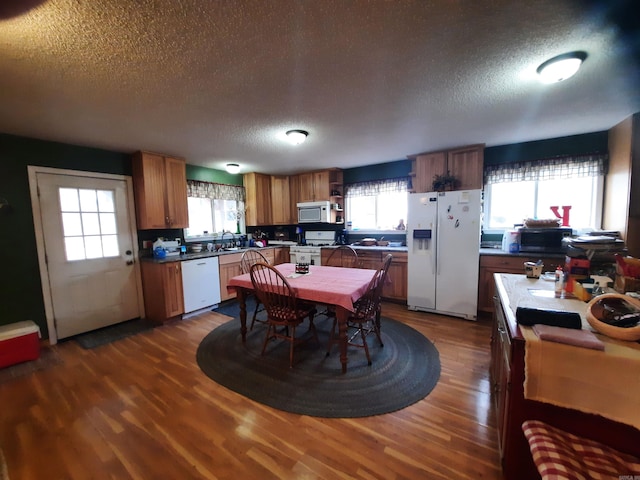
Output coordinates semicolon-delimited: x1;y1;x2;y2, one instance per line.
285;129;309;145
225;163;241;174
536;51;587;84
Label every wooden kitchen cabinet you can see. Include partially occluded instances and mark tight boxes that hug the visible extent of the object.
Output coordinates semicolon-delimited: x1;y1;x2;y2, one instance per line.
140;261;184;323
338;248;407;302
490;294;511;460
289;174;300;222
412;151;446;193
132;151;188;229
409;144;484;192
382;252;407;301
297;169;334;202
273;247;290;265
218;252;243;301
270;175;292;224
261;247;276;265
244;172;272;226
478;254;564;315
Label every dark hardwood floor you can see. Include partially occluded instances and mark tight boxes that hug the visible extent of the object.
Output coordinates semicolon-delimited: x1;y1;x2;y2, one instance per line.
0;302;503;479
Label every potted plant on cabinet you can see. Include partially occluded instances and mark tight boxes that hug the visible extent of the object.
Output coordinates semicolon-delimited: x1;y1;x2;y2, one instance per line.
432;171;459;192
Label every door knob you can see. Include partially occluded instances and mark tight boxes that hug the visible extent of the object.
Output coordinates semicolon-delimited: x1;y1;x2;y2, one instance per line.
126;250;132;255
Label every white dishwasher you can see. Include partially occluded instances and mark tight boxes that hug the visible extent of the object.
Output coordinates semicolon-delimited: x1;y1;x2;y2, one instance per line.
181;257;221;315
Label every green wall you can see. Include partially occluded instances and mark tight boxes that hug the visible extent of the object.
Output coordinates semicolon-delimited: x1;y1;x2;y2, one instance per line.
0;133;236;337
0;134;131;336
186;164;243;186
0;130;611;337
484;131;608;165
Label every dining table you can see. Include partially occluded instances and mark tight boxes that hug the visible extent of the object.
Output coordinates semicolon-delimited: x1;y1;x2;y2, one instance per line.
227;262;376;373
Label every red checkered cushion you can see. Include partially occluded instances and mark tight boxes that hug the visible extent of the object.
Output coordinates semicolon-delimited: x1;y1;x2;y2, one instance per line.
522;420;640;480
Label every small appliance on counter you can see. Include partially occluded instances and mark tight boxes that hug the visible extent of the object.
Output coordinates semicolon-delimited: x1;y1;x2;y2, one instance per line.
153;238;181;258
519;227;572;254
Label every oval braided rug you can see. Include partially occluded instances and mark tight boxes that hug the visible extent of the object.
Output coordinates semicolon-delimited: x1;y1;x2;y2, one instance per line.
196;314;440;418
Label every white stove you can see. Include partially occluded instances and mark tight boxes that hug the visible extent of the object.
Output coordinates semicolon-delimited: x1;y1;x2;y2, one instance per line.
289;230;335;265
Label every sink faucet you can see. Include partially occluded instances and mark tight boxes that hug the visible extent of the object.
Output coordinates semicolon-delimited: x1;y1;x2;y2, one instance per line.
221;230;236;248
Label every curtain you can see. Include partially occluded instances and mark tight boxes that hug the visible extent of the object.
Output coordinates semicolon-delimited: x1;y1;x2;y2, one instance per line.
484;154;608;184
345;177;409;197
186;180;245;202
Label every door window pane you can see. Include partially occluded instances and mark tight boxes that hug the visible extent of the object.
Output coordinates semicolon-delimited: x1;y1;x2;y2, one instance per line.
81;212;101;235
59;188;79;211
97;190;115;212
58;188;120;261
62;212;83;236
79;189;98;212
84;236;103;259
65;237;86;261
100;213;117;235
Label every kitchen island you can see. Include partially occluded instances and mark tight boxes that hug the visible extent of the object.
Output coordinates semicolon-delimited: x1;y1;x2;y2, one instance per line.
492;273;640;480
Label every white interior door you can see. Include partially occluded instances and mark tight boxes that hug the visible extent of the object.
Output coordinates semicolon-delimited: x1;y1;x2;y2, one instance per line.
35;171;143;339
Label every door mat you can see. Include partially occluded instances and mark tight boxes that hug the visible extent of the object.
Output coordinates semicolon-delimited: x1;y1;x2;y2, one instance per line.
73;318;156;349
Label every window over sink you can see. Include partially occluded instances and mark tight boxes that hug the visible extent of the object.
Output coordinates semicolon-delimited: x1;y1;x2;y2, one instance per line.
183;180;245;241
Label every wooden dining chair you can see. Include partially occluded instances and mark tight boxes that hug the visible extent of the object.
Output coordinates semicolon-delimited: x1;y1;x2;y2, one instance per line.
326;254;393;365
321;246;360;318
325;245;359;268
240;248;269;330
249;263;319;368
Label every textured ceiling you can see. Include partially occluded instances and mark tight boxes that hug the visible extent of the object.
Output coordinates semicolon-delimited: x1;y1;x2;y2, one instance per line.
0;0;638;174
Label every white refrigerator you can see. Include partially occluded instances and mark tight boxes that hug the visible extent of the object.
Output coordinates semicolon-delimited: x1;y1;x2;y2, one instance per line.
407;190;481;320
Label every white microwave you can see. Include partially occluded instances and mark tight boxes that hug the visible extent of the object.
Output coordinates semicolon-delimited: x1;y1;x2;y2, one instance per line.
297;201;331;223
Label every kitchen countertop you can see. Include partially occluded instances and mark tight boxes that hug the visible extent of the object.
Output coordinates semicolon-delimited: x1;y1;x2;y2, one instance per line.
140;247;271;264
144;245;563;263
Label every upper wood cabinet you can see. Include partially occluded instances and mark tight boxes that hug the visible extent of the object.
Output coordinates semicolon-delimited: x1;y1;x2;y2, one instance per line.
132;151;188;229
410;144;484;192
244;172;272;226
270;175;292;225
297;170;331;202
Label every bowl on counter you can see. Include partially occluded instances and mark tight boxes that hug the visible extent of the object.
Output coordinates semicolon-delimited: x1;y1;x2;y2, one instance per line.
190;244;203;253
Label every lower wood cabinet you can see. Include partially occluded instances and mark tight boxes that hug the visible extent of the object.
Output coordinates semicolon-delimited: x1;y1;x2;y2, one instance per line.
218;252;243;302
273;247;290;265
478;254;564;315
140;261;184;323
321;248;407;302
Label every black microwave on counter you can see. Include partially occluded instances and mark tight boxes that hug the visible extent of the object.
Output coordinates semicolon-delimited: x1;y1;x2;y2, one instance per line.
519;227;573;253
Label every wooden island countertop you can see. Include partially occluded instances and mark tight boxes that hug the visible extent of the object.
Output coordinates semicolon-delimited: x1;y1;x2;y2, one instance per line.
492;273;640;480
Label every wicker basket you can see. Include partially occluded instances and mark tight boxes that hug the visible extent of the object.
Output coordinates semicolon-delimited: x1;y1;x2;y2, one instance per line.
586;293;640;341
523;218;561;228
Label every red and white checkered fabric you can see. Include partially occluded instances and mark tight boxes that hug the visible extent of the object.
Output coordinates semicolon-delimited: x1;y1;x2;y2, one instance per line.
522;420;640;480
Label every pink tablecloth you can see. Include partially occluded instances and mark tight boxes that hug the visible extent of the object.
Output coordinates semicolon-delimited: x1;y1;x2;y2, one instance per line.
227;263;375;312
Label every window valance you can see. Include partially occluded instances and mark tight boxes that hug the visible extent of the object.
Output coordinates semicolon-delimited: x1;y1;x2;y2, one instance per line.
484;154;608;185
345;177;409;197
186;180;245;202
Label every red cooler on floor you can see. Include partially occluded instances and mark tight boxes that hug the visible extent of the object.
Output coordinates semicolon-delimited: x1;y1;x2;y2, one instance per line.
0;320;41;368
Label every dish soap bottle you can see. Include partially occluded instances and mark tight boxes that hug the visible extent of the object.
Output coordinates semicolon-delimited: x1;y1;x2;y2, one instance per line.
554;266;564;294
